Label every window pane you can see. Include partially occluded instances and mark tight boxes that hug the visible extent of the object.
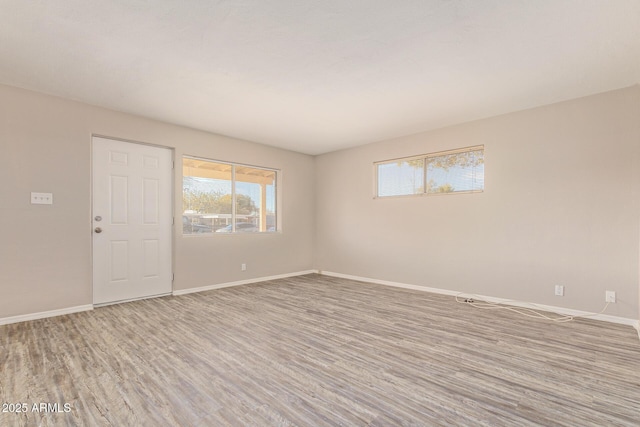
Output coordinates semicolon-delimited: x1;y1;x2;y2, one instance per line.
426;149;484;194
235;166;276;232
183;157;278;234
183;158;232;234
377;159;424;197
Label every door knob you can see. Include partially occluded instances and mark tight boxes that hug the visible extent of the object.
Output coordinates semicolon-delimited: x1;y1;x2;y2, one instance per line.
94;227;102;233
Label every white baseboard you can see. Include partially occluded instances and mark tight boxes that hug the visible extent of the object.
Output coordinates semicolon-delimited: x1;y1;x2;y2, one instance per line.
635;321;640;340
172;270;319;296
320;271;638;328
0;305;94;326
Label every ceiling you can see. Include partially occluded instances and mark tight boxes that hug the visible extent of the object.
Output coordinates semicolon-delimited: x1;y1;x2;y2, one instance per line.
1;1;639;155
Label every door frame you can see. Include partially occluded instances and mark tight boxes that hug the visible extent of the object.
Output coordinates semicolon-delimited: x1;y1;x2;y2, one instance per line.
90;134;175;306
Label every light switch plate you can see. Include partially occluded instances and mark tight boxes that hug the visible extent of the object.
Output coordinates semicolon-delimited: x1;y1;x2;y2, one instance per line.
31;192;53;205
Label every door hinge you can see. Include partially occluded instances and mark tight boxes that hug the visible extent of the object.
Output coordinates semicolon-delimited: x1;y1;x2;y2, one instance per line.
172;273;175;282
172;217;175;225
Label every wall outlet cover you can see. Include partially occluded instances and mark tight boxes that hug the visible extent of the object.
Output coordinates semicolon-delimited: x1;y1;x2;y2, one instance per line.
605;291;616;303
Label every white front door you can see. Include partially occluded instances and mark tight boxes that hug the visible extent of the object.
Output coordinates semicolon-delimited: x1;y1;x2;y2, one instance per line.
92;137;173;305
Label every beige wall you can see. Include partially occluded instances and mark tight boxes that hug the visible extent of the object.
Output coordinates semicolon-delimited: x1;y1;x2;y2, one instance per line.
315;86;640;320
0;84;315;318
2;83;639;323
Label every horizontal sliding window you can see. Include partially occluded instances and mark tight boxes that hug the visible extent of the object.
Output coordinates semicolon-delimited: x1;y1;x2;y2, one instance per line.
375;146;484;198
183;157;277;234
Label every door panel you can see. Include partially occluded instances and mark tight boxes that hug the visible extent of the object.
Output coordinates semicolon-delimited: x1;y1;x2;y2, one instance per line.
92;137;172;305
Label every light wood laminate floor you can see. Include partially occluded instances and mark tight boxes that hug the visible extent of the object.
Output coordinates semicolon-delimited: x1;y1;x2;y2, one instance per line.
1;274;639;426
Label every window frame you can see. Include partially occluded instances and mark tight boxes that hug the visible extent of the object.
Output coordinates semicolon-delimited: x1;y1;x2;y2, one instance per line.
374;145;484;199
182;155;279;235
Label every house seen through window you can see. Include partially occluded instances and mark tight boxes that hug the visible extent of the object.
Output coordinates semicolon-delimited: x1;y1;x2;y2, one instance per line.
182;157;277;234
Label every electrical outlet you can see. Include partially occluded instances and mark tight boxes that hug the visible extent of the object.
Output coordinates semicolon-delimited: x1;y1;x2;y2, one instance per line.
241;263;247;271
554;285;564;296
605;291;616;303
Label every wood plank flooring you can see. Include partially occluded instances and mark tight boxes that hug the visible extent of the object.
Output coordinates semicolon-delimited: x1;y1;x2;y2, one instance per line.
1;274;639;426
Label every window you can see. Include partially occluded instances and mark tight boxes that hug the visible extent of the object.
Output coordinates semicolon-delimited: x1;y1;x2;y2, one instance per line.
182;157;277;234
375;146;484;198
